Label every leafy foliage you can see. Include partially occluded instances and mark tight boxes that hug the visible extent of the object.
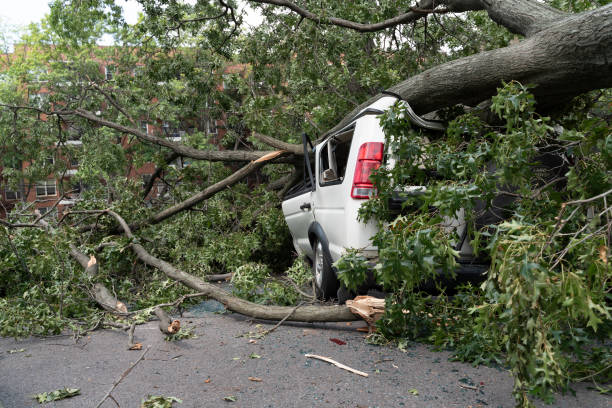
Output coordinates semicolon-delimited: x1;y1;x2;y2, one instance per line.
33;387;80;403
336;82;611;407
141;395;182;408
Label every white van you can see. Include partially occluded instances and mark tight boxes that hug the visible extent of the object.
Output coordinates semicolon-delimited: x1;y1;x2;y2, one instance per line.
281;96;484;300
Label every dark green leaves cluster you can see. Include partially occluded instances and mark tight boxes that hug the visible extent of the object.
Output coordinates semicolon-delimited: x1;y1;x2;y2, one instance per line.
336;82;611;407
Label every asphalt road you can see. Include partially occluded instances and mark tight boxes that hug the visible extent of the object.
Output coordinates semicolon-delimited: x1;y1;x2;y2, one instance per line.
0;304;609;408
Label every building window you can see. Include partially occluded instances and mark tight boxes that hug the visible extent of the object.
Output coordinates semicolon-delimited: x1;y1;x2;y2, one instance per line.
36;180;57;197
139;121;149;135
162;122;181;138
29;93;49;109
105;65;115;81
207;119;217;135
4;186;22;201
45;155;55;166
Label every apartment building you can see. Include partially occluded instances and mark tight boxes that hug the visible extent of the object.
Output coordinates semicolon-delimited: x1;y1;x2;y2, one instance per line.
0;47;243;219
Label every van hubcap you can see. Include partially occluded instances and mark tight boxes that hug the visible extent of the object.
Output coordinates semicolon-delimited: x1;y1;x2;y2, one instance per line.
315;242;324;289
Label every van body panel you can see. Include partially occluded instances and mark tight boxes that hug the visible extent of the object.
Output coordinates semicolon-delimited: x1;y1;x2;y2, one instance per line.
281;191;315;258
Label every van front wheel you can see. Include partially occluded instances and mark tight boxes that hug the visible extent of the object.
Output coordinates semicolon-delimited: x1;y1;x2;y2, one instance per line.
313;240;339;300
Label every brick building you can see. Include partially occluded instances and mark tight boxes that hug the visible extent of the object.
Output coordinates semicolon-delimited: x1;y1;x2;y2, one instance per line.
0;48;244;219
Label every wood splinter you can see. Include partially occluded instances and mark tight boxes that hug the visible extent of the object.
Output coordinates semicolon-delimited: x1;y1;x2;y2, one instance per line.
305;354;369;377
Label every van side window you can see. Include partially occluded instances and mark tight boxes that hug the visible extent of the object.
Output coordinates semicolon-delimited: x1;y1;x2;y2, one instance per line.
319;132;352;186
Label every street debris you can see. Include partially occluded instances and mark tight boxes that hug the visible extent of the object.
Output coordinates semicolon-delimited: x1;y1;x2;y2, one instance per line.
346;296;385;333
305;354;369;377
33;387;80;404
329;338;346;345
223;395;237;402
248;377;263;382
141;395;182;407
96;346;150;408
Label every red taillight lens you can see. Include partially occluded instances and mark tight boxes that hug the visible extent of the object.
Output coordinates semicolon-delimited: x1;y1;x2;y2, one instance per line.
357;142;383;161
351;142;384;199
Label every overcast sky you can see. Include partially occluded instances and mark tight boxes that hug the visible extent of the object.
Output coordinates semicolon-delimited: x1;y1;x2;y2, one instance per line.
0;0;263;37
0;0;143;27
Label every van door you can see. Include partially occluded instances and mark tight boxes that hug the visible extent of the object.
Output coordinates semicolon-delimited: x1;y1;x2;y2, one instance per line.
281;135;316;259
311;131;353;261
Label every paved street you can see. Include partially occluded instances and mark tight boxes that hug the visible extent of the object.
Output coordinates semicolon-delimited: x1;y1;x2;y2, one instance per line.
0;306;609;408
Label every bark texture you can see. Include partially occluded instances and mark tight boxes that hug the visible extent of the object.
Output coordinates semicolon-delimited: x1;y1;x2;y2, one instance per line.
69;244;128;314
323;4;611;138
74;109;298;164
103;209;357;322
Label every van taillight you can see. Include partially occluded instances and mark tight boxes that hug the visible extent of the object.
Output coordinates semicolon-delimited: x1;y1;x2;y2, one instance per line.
351;142;384;199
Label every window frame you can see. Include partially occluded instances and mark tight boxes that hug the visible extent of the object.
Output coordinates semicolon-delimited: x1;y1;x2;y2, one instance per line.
36;180;57;197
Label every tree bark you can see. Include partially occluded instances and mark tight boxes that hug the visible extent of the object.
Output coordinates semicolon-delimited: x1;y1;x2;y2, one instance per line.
323;4;612;138
73;108;298;164
103;209;357;322
69;244;128;314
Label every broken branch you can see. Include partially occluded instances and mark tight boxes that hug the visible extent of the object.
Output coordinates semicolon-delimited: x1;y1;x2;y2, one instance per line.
305;354;369;377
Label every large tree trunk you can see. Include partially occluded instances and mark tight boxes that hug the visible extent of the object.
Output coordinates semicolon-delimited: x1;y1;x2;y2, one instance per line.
392;4;612;115
321;3;611;138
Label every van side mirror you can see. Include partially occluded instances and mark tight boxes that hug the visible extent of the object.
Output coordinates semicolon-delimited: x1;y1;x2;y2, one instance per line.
322;168;337;182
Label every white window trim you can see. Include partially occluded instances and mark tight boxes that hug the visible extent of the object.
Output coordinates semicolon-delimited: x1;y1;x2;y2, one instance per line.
104;65;114;81
36;180;57;197
4;187;22;201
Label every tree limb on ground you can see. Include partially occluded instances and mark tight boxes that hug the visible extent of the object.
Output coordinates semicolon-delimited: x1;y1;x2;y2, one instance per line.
97;209;357;322
69;244;129;314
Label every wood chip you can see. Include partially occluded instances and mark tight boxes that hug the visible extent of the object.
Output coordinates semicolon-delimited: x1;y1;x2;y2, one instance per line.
248;377;262;382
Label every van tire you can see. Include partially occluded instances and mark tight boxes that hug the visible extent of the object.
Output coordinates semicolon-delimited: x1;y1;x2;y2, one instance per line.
313;240;339;300
337;285;354;305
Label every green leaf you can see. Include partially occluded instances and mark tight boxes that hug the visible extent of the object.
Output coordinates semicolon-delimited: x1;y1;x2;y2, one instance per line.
141;395;182;407
33;387;80;403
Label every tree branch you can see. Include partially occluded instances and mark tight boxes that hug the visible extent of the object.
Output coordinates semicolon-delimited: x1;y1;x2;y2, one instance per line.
96;210;357;322
73;108;297;163
252;132;303;155
250;0;440;33
250;0;567;36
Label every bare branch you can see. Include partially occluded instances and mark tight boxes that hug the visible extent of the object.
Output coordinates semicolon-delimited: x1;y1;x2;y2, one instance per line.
252;132;303;155
73;108;297;163
250;0;441;33
250;0;567;36
98;210;357;322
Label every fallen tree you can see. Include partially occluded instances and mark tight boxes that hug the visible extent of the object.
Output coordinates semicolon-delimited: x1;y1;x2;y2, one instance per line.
87;208;357;322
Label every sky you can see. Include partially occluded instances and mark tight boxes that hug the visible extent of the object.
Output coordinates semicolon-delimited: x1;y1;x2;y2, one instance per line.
0;0;262;32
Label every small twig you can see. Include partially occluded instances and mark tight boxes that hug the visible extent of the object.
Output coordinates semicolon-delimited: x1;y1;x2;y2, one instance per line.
263;301;304;335
565;188;612;205
574;361;612;382
305;354;369;377
458;383;478;390
95;346;150;408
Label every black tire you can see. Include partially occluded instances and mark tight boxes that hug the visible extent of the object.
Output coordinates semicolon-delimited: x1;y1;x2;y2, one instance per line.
337;284;354;305
313;240;339;300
